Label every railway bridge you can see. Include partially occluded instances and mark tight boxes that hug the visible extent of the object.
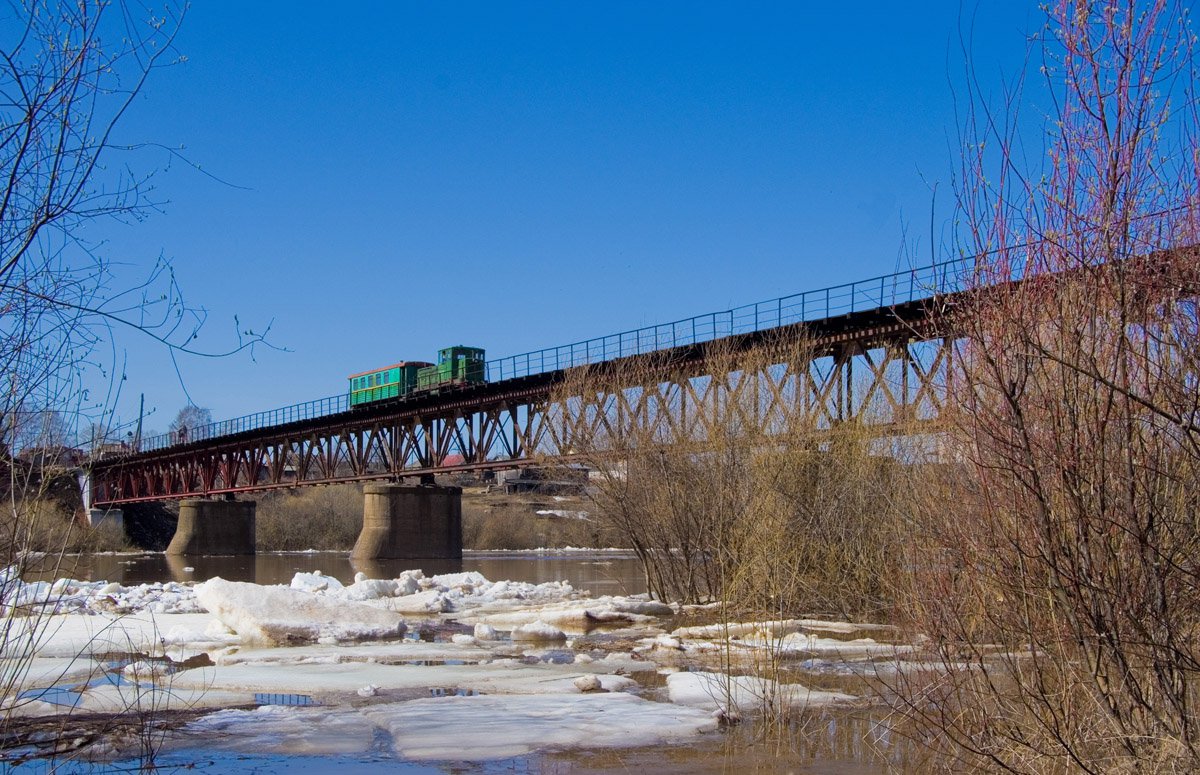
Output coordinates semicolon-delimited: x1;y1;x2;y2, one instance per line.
88;257;971;559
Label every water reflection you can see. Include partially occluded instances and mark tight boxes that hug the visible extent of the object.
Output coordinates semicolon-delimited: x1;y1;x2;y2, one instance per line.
39;551;648;597
542;709;926;774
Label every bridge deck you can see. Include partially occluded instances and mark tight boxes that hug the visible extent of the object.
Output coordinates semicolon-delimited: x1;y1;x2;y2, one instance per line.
89;290;958;507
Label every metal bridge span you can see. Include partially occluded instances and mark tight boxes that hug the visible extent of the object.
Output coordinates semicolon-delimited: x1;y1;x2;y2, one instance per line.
89;260;967;508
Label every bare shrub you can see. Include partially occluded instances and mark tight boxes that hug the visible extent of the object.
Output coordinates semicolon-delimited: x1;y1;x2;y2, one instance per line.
890;2;1200;771
0;468;129;556
462;497;615;550
256;485;363;551
537;512;616;549
743;426;912;619
550;334;913;618
463;502;540;550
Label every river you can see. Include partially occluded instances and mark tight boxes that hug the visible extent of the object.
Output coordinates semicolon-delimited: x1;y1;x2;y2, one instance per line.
10;551;918;773
33;550;649;598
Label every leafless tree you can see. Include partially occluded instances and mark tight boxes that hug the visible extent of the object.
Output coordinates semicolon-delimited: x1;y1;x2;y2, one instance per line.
168;403;210;443
548;333;912;616
0;1;268;762
891;2;1200;771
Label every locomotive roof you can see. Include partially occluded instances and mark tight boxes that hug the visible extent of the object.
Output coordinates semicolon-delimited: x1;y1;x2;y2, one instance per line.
347;361;433;378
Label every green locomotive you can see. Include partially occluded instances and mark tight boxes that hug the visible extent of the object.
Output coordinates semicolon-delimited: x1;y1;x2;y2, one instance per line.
348;346;486;407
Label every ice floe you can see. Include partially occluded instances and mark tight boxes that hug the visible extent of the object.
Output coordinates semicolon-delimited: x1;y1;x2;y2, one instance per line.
665;670;857;713
170;705;376;757
364;693;717;760
0;562;912;765
510;619;567;641
166;659;639;698
169;693;716;761
2;612;221;659
666;618;913;660
195;578;408;645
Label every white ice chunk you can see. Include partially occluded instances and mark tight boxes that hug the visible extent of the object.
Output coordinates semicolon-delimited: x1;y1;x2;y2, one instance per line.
195;578;406;645
573;674;602;692
378;588;450;614
665;671;856;713
511;620;566;641
172;705;374;756
289;571;344;594
428;571;490;591
122;660;165;680
342;578;400;601
168;660;635;697
361;693;717;760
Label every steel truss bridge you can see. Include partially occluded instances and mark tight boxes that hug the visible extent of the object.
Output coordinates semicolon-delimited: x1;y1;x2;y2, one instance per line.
89;259;971;507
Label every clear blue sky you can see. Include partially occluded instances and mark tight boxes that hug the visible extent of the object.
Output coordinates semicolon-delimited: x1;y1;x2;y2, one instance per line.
91;1;1040;434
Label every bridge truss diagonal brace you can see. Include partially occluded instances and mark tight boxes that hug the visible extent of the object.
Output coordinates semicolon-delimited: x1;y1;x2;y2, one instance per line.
89;317;955;506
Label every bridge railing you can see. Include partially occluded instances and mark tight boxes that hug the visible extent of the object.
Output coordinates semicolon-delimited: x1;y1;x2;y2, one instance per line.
484;255;974;381
131;256;975;455
138;394;349;453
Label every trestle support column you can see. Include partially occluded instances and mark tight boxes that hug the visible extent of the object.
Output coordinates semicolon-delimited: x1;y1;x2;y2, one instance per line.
352;484;462;560
166;499;256;556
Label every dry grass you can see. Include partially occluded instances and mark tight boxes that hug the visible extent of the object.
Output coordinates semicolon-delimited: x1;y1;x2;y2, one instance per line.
255;484;614;552
255;485;363;551
462;495;617;550
549;334;915;619
543;334;930;752
0;471;130;555
882;3;1200;771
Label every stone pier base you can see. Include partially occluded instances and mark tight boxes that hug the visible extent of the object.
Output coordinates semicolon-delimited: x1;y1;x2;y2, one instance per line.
166;499;256;556
351;484;462;560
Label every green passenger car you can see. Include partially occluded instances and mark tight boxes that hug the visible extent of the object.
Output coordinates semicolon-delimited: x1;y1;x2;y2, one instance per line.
348;361;431;407
348;346;487;407
416;346;487;392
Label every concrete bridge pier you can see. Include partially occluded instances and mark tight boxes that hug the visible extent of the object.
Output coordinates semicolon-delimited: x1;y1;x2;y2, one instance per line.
351;484;462;560
166;499;256;556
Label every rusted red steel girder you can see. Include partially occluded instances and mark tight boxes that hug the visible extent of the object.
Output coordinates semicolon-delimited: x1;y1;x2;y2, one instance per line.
89;298;955;507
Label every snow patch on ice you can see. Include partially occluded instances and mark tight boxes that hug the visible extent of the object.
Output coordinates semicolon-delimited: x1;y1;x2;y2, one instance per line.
167;660;637;697
0;569;201;616
362;692;717;760
173;705;374;756
665;671;857;713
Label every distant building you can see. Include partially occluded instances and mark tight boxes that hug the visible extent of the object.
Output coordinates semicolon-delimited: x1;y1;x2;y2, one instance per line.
90;442;131;461
494;465;589;495
17;445;85;468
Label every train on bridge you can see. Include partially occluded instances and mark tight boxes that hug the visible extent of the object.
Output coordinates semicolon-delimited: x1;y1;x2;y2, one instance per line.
348;345;486;406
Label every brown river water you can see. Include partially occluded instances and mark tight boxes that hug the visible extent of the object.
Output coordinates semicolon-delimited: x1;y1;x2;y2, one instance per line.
17;551;922;774
35;550;649;598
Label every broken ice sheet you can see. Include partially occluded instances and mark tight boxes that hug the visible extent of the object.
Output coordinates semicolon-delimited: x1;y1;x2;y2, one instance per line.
172;693;717;761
